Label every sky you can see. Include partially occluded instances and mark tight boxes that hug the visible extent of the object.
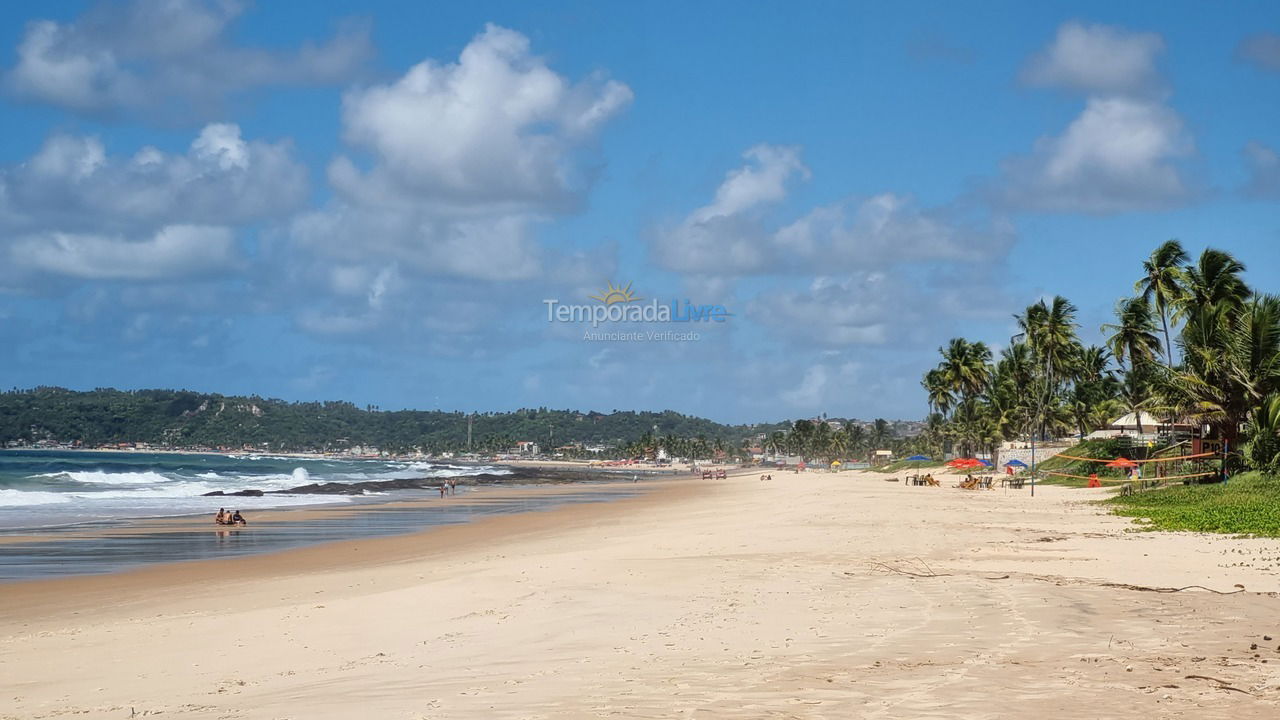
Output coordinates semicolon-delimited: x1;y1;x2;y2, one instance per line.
0;0;1277;424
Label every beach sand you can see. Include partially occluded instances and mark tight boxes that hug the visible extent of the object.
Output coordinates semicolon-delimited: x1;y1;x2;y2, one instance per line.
3;469;1279;718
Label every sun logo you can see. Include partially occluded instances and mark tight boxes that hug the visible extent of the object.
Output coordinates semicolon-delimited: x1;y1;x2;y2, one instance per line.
590;281;642;305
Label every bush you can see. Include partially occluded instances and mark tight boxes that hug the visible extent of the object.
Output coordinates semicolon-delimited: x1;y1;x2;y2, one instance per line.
1105;472;1280;536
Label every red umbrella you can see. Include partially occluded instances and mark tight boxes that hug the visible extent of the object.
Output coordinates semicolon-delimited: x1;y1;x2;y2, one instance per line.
948;457;984;468
1104;457;1139;469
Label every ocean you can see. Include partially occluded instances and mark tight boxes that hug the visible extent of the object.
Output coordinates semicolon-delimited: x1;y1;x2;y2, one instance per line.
0;449;509;531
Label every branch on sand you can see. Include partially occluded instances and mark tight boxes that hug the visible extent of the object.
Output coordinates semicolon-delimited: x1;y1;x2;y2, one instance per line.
1101;582;1246;595
1184;674;1255;695
857;558;1010;581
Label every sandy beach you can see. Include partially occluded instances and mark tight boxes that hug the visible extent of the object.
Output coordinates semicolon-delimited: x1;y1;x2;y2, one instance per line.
3;468;1279;719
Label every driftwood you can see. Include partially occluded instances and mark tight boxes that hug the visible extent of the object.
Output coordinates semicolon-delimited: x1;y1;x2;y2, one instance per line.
855;559;1009;581
1183;674;1255;695
1101;582;1246;595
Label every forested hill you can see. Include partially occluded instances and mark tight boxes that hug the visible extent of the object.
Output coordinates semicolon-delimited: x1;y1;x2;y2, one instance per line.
0;387;791;453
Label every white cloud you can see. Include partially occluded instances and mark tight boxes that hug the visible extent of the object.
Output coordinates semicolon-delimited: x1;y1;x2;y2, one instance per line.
1021;21;1165;96
333;23;632;211
655;145;806;275
288;21;631;328
779;360;861;410
1242;141;1280;200
290;205;544;282
996;96;1194;213
998;23;1197;214
656;146;1010;275
1237;32;1280;73
0;123;308;233
750;275;893;346
8;225;237;280
4;0;371;118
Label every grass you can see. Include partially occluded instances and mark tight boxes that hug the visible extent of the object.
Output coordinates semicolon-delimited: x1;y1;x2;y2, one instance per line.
1105;472;1280;537
865;458;946;474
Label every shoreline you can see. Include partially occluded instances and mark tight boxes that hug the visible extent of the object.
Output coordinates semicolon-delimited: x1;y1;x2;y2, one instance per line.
0;470;677;581
0;474;704;618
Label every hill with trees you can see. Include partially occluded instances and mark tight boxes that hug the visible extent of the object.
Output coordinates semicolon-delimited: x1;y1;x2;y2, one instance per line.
0;387;803;454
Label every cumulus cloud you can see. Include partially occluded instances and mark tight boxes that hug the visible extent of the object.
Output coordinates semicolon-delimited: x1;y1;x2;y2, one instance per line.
655;145;1010;275
0;123;308;234
750;275;894;346
1237;32;1280;72
654;145;807;274
290;206;544;282
4;0;371;119
332;23;632;211
1242;141;1280;200
1021;21;1165;96
7;225;237;281
289;23;631;314
996;97;1195;213
996;22;1197;214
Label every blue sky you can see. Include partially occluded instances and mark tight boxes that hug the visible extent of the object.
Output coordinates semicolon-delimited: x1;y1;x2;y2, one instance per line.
0;1;1277;423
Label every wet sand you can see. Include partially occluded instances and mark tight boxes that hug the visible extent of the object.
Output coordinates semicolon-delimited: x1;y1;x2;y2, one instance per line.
2;468;1278;718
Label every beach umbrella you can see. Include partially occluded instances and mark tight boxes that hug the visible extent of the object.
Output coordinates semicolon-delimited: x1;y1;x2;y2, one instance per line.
1105;457;1138;469
977;459;992;467
1005;459;1028;467
906;454;930;461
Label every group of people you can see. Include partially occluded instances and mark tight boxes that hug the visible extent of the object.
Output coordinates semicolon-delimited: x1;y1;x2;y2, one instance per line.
214;508;246;526
439;479;458;498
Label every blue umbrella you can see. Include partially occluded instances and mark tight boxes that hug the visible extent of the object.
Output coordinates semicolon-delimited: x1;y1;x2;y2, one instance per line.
906;454;931;461
1005;459;1028;467
978;459;992;466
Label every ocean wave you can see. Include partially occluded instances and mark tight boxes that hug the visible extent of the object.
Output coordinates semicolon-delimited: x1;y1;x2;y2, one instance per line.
0;489;72;507
30;470;174;485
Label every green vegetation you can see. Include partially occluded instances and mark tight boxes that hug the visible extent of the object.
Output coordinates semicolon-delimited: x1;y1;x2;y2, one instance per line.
919;241;1280;476
867;458;946;474
0;386;786;455
1106;472;1280;536
756;417;937;465
1036;439;1127;481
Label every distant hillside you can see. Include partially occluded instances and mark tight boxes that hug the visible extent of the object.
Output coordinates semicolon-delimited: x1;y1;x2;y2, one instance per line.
0;387;796;453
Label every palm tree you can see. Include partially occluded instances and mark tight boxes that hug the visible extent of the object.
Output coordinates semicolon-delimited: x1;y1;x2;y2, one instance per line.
1175;249;1250;324
1135;240;1188;366
937;339;992;404
763;431;786;458
1103;297;1163;371
921;368;954;418
869;418;892;449
1162;294;1280;450
845;424;867;459
1244;393;1280;473
1015;296;1079;440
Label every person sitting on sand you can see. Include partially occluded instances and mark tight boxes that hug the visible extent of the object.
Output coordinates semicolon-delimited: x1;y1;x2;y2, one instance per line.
215;508;227;525
231;510;246;526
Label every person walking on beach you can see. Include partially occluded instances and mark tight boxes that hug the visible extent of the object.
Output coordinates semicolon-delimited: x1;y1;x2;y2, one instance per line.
439;484;447;498
449;479;457;495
